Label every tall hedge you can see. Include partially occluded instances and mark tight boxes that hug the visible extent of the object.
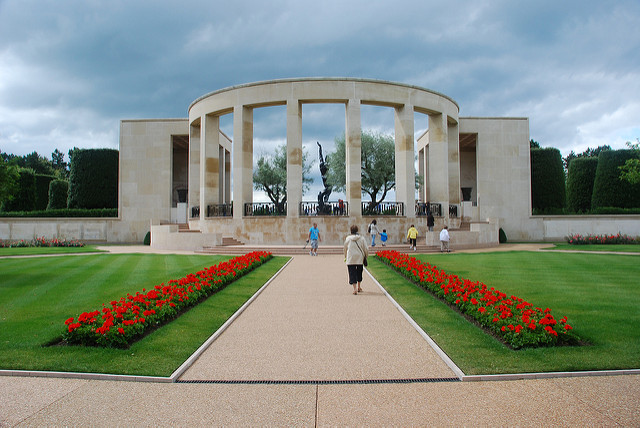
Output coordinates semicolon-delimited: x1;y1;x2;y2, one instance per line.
35;174;56;210
531;148;566;211
68;149;118;209
566;157;598;212
591;149;640;209
2;168;36;212
47;179;69;210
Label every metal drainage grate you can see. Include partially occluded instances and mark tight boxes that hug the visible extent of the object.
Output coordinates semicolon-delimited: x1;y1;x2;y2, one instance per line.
176;377;460;385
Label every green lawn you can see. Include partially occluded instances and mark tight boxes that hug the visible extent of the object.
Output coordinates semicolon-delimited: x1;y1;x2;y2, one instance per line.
0;245;105;256
544;242;640;253
368;251;640;375
0;253;288;376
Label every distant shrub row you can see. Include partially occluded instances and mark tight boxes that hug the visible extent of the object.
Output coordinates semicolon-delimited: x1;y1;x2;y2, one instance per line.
0;208;117;218
531;148;565;212
532;148;640;214
1;148;118;216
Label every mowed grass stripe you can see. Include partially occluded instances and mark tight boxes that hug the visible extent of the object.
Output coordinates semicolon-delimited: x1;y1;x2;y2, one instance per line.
368;251;640;375
0;254;226;347
0;254;287;376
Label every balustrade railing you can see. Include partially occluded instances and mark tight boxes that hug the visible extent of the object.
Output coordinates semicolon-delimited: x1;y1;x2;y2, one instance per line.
415;202;442;217
300;201;348;216
191;204;233;218
244;202;287;216
207;204;233;217
362;201;404;216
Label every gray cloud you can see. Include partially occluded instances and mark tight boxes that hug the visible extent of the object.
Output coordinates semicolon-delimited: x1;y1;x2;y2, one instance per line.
1;0;638;166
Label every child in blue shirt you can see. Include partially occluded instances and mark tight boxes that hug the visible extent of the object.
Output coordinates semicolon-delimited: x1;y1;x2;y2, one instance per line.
380;229;388;246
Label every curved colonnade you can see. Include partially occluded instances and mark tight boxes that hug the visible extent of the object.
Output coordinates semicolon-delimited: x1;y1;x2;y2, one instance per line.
186;78;461;245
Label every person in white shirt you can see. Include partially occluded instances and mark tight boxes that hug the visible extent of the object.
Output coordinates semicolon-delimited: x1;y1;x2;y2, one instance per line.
344;225;369;295
368;219;379;247
439;226;451;253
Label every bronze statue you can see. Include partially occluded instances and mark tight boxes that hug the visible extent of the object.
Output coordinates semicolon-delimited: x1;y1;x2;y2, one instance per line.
317;142;332;213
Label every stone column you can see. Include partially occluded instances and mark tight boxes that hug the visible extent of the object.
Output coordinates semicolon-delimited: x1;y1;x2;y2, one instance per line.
224;148;231;205
218;145;225;205
418;148;426;202
188;121;200;218
200;114;219;220
286;99;303;217
233;105;253;219
448;122;461;205
345;99;362;217
394;104;415;218
428;113;449;220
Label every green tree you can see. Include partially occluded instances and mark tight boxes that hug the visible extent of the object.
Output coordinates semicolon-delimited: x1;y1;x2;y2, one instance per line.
67;149;118;209
51;149;69;179
530;139;540;149
326;130;399;209
253;144;313;210
0;158;20;208
563;145;611;172
2;167;36;212
619;139;640;185
566;157;598;212
22;151;55;175
531;147;566;212
592;149;640;209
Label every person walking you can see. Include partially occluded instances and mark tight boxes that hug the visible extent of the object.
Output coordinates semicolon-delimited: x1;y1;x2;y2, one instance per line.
440;225;451;252
406;224;419;251
344;225;368;295
308;222;321;256
427;211;435;232
368;219;379;247
380;229;388;246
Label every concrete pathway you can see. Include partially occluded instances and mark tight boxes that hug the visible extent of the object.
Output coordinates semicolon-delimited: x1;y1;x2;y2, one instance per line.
180;255;455;382
1;249;639;426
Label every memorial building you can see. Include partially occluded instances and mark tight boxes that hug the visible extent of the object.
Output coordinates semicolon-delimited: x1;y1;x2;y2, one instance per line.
118;78;531;250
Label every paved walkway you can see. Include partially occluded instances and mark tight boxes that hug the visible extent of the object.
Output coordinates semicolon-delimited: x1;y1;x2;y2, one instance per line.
180;255;455;382
1;247;639;426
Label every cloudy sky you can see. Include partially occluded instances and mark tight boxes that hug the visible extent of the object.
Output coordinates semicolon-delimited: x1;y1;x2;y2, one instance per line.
1;0;639;199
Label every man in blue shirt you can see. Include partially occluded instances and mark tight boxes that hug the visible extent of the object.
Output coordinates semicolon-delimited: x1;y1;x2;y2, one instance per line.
308;223;321;256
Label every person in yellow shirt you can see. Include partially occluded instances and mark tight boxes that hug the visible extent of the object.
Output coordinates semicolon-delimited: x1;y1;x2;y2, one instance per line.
407;224;418;251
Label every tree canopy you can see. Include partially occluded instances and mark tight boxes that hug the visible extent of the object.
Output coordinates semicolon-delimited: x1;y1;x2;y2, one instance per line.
253;144;313;208
619;139;640;185
563;145;611;172
0;159;20;206
325;130;398;208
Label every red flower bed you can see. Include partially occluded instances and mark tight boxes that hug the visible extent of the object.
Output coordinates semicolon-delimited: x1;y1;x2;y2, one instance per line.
62;251;272;348
376;250;580;349
0;236;84;248
566;233;638;245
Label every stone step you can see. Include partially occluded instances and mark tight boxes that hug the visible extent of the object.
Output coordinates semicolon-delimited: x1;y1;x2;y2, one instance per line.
221;237;245;246
197;244;445;256
177;223;201;233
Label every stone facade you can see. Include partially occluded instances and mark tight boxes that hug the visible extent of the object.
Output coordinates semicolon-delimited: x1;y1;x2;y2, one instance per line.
3;78;638;248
